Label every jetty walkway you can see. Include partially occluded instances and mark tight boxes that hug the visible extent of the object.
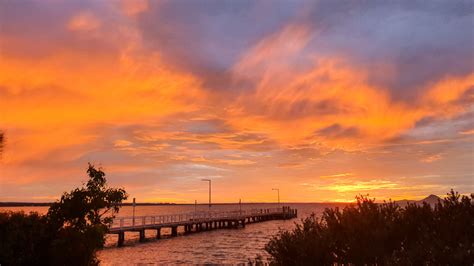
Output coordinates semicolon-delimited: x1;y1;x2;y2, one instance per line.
108;206;297;246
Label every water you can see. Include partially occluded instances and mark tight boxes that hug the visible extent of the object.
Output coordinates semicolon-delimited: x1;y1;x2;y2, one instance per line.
1;203;347;265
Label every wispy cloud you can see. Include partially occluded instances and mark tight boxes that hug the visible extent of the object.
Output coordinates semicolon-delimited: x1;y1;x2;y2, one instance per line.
459;129;474;135
420;154;443;163
320;173;354;179
68;11;101;31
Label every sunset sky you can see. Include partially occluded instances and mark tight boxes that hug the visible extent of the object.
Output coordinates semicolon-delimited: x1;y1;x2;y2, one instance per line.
1;0;473;203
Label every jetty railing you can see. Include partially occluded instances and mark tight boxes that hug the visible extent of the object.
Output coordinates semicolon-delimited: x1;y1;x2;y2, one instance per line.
108;206;297;246
111;207;285;230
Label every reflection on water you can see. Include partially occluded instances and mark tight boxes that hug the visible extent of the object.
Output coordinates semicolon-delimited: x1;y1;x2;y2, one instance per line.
1;203;347;264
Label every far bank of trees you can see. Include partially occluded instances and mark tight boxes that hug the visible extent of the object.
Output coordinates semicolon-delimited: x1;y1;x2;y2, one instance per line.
0;131;4;156
266;190;474;265
0;164;128;266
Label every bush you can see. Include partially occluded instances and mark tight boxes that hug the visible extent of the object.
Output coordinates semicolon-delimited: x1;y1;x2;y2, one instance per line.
0;211;52;265
0;164;127;266
266;190;474;265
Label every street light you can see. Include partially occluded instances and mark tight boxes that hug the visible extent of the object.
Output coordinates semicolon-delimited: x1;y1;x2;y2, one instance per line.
202;179;211;209
132;197;136;226
239;198;242;216
272;188;280;205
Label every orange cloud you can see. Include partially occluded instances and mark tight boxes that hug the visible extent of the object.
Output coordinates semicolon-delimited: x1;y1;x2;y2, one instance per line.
120;0;149;16
320;173;354;179
420;154;443;163
224;24;474;153
68;11;101;31
423;73;474;114
1;13;472;203
459;129;474;135
0;15;206;167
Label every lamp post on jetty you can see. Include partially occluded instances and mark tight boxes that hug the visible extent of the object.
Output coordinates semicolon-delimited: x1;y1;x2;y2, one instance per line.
272;188;280;206
201;179;211;210
239;198;242;216
132;197;136;226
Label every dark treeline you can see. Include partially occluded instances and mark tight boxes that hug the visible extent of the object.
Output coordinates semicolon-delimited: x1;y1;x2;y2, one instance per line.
0;202;177;207
0;164;127;266
0;131;4;155
0;202;52;207
266;190;474;265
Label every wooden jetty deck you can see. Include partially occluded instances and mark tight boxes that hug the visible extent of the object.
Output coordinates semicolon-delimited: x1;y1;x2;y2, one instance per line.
108;206;297;246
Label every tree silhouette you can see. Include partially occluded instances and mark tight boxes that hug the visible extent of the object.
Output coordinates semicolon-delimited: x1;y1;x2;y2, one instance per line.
0;163;128;266
48;163;128;229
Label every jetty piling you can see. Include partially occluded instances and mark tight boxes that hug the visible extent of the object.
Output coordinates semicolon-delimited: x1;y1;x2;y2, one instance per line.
108;206;297;246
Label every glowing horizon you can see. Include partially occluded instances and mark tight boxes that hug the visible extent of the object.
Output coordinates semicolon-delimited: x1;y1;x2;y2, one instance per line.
1;1;473;203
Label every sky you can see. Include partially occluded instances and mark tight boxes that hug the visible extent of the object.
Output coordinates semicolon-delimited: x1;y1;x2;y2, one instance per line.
0;0;473;203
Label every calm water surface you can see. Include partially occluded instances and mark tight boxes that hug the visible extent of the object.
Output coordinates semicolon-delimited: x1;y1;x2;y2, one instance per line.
1;203;346;265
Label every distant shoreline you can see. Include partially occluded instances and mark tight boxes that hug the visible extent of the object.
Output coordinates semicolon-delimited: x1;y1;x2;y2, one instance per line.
0;202;351;207
0;195;443;207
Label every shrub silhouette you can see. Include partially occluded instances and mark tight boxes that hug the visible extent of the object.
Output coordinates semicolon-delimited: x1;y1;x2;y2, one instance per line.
266;190;474;265
0;211;52;265
0;164;128;266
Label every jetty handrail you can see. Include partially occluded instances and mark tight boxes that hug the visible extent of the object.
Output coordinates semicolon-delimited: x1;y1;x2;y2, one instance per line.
110;207;287;230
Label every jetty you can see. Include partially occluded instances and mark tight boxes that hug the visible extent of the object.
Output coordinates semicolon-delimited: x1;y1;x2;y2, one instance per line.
108;206;297;246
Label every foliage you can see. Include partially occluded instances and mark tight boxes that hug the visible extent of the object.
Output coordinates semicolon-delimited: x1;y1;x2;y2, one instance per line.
266;190;474;265
48;163;127;230
0;164;128;266
0;211;52;265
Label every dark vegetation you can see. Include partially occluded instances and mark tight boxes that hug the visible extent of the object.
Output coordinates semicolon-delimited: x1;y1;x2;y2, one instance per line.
0;203;52;207
0;164;128;266
0;131;4;156
0;202;177;207
266;190;474;265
